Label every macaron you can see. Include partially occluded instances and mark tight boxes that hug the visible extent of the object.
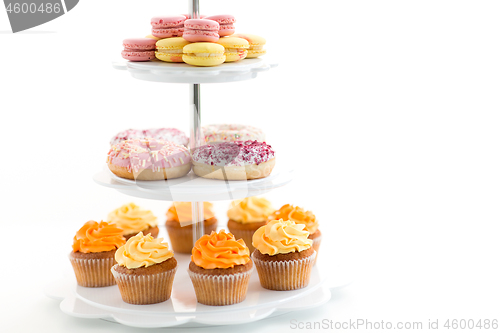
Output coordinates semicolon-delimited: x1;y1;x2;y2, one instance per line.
232;34;266;58
204;14;236;37
182;14;207;19
156;37;191;63
183;19;220;43
182;43;225;67
151;15;186;38
121;38;156;62
145;34;160;41
216;37;249;62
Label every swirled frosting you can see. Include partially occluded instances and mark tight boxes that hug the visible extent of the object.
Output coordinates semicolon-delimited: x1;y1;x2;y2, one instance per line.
107;203;158;235
192;230;250;269
72;221;126;253
115;232;174;269
167;202;215;223
227;197;274;223
270;204;319;234
252;219;312;255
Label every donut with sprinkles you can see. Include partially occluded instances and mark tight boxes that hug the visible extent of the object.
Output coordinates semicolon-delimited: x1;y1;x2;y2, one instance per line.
192;140;275;180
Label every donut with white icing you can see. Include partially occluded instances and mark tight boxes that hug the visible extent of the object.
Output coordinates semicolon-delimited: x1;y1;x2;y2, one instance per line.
110;128;189;147
202;124;265;144
192;140;275;180
107;138;191;180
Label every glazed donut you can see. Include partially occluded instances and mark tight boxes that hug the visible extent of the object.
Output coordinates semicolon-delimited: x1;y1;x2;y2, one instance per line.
110;128;189;147
192;140;275;180
202;124;265;144
107;138;191;180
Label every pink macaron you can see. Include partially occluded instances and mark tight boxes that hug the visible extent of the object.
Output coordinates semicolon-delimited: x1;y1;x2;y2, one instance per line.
183;19;220;43
182;14;207;19
151;15;186;38
204;14;236;36
121;38;156;62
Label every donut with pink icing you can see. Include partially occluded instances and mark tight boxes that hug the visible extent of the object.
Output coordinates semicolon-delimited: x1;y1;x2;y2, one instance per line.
107;138;191;180
202;124;265;144
192;140;275;180
110;128;189;147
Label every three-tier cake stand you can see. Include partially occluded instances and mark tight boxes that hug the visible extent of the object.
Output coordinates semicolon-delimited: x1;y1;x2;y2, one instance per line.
45;1;347;328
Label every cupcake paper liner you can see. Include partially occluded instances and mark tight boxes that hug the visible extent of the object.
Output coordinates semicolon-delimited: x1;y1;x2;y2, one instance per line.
312;235;322;265
69;256;116;287
111;265;177;305
252;251;316;291
166;223;217;254
188;268;253;306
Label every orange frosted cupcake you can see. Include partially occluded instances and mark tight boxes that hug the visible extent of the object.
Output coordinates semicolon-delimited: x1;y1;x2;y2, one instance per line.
107;202;159;240
252;219;315;291
227;197;274;253
188;230;253;306
270;204;321;264
69;220;126;287
165;202;218;254
111;232;177;305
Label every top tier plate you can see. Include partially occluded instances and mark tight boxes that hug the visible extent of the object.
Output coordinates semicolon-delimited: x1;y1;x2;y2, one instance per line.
112;58;277;84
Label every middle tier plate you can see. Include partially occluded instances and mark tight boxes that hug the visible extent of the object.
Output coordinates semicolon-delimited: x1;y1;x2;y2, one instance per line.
93;165;293;201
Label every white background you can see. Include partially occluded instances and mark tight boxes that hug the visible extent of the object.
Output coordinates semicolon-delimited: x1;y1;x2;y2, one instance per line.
1;0;500;332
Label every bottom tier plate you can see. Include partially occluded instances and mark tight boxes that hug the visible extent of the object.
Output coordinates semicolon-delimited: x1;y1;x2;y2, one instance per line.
46;255;347;328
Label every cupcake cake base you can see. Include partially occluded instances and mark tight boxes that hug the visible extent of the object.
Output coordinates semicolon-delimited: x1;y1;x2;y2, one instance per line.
252;248;316;291
111;257;177;305
188;261;253;306
69;250;118;288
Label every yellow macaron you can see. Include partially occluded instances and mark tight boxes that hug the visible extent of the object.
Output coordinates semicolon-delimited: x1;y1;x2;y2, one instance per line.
182;42;225;67
145;34;161;41
216;37;249;62
232;34;266;58
156;37;191;63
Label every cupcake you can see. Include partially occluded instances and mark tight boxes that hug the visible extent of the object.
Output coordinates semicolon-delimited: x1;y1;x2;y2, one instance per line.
252;219;315;291
107;202;159;240
270;204;321;264
227;196;274;253
111;232;177;305
69;220;126;287
188;230;253;306
165;202;218;253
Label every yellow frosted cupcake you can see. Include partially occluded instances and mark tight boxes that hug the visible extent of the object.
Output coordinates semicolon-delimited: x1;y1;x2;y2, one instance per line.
188;230;253;306
270;204;321;264
165;202;218;254
227;197;274;253
107;203;159;240
69;220;126;287
111;232;177;305
252;219;315;290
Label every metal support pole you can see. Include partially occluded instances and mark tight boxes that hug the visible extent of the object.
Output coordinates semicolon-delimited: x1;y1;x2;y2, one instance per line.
189;0;204;243
188;0;200;19
190;83;204;242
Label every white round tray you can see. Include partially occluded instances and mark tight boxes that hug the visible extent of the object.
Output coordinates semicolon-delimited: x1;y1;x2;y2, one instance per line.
112;58;278;84
45;255;348;328
93;165;293;201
